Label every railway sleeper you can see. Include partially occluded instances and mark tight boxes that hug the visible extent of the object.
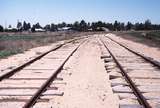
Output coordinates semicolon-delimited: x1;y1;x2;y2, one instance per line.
119;104;144;108
109;73;160;80
101;50;146;107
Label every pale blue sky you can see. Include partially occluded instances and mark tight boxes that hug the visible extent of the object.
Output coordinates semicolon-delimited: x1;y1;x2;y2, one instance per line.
1;0;160;27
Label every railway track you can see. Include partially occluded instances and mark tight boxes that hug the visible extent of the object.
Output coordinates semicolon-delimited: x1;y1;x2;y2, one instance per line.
0;37;85;108
0;37;86;81
100;35;160;108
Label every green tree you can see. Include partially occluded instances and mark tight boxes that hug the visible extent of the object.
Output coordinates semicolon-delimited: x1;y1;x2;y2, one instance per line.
73;21;80;31
61;22;66;27
105;23;114;31
135;23;145;30
31;25;35;32
27;23;31;30
97;21;103;27
144;19;152;30
120;23;125;31
23;21;28;31
34;23;42;29
8;25;12;28
126;22;133;30
0;25;3;32
57;22;66;28
91;22;96;31
44;24;51;31
114;20;118;31
50;23;57;31
17;21;22;30
79;20;88;31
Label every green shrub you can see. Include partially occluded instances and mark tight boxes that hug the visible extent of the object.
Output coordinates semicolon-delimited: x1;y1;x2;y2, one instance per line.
0;50;22;58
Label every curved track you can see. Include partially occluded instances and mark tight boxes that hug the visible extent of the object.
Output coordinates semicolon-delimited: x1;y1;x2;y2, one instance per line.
100;35;160;108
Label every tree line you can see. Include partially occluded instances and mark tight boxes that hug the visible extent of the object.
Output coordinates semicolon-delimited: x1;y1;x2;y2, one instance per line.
0;19;160;32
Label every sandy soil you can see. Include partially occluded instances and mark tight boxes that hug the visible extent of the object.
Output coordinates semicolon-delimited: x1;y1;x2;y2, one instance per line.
2;33;160;107
50;36;119;108
0;40;65;76
106;33;160;62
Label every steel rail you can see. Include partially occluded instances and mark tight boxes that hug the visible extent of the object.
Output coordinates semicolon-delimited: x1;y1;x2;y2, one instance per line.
100;38;151;108
106;36;160;69
0;44;63;81
23;40;85;108
0;37;86;81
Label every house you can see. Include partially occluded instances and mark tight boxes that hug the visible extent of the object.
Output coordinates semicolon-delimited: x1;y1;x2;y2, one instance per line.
58;27;72;31
35;28;45;32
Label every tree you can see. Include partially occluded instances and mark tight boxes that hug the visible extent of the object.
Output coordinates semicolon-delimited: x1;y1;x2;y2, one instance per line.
135;23;145;30
27;23;31;30
22;21;31;31
144;19;152;30
87;22;91;28
8;25;12;28
0;25;3;32
67;23;73;27
91;21;107;31
34;23;42;29
57;22;66;28
61;22;66;27
114;20;118;31
23;21;27;31
31;25;35;32
91;22;96;31
113;21;121;31
97;21;103;27
120;23;125;31
126;22;133;30
50;23;57;31
17;21;22;30
73;21;80;31
105;23;114;31
44;24;51;31
79;20;88;31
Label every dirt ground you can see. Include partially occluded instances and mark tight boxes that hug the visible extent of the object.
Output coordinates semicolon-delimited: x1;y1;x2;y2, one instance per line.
1;33;160;107
0;39;66;77
0;32;97;59
50;36;119;108
107;33;160;62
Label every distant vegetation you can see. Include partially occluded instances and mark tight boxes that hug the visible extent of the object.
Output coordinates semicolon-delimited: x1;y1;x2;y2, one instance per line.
0;32;94;58
0;19;160;32
0;35;56;58
114;31;160;47
126;31;160;41
0;19;160;58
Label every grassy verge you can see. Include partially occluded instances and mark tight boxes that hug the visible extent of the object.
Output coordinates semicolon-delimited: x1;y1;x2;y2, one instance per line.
124;31;160;41
0;50;22;58
113;31;160;48
146;31;160;40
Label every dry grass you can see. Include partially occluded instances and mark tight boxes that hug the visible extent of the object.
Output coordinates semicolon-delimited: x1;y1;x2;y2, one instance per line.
113;31;160;48
0;31;96;58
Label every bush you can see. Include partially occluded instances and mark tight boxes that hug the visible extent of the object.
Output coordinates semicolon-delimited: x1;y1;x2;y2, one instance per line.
0;25;3;32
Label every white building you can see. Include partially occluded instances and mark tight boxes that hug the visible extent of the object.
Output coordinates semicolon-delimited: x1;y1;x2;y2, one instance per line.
35;28;45;32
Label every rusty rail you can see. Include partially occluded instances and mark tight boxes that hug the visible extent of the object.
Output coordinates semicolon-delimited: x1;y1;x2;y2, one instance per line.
100;38;151;108
0;36;87;81
106;36;160;69
23;40;84;108
0;44;63;81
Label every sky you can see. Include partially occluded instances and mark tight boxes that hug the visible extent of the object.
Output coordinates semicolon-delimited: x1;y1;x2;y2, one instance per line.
1;0;160;27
